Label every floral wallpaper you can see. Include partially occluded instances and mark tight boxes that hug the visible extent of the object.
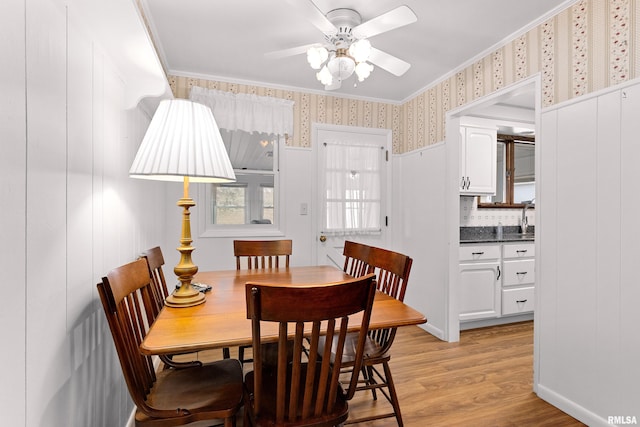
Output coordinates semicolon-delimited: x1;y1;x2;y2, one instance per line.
170;0;639;155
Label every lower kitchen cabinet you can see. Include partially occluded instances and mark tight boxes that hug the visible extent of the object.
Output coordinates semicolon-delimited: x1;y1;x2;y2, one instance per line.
459;244;501;321
460;241;535;323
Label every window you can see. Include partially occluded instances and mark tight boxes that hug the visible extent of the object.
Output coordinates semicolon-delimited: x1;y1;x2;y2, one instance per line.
261;185;274;223
210;171;275;225
213;184;247;224
202;131;282;236
478;134;535;208
189;86;293;237
322;141;383;234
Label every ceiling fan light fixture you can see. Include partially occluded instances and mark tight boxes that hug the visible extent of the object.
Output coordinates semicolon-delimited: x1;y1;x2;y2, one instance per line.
326;49;355;82
355;61;374;82
307;46;328;69
317;65;333;85
348;39;371;63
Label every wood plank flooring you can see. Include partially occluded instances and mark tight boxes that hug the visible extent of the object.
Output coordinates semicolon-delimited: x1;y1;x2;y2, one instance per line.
185;321;586;426
345;321;585;426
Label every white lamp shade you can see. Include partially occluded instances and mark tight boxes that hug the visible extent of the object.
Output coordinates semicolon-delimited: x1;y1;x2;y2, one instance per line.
129;99;236;183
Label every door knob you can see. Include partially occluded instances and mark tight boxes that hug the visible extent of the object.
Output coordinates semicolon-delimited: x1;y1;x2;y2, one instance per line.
319;235;327;242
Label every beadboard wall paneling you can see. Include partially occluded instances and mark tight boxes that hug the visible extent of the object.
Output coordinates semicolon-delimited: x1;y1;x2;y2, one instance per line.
0;0;27;424
9;0;167;425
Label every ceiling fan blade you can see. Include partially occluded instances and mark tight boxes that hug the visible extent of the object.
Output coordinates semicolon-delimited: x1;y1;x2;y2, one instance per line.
352;5;417;39
265;43;322;59
285;0;337;35
369;47;411;76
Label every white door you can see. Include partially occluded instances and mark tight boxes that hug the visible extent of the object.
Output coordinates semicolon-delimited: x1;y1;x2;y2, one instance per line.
313;124;391;268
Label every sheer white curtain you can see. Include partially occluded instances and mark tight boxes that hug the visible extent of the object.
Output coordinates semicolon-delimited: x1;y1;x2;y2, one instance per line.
322;140;382;235
189;86;294;136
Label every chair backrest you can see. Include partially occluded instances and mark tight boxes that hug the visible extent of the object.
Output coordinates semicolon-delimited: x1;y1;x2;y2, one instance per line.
234;239;292;270
245;273;377;425
365;245;413;355
97;258;159;416
342;240;374;277
141;246;169;316
367;246;413;302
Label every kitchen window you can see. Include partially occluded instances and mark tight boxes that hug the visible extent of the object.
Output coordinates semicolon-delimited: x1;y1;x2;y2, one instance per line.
478;134;534;208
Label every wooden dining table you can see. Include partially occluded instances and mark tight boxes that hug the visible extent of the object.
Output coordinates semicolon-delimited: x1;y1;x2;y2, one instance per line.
140;265;427;356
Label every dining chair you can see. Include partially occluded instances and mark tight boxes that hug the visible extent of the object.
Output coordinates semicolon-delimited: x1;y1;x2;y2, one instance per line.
140;246;202;369
343;245;413;426
342;240;374;277
234;239;292;270
232;239;293;365
97;258;244;427
243;273;377;427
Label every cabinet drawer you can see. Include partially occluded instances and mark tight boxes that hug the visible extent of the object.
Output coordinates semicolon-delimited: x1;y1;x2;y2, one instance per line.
503;243;534;259
502;286;534;315
502;259;535;286
459;245;500;262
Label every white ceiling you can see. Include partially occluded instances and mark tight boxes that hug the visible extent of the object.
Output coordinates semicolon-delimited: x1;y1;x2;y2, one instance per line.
141;0;571;104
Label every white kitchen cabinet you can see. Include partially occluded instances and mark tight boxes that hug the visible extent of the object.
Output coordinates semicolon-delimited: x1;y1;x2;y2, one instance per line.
501;242;535;316
460;241;535;323
459;126;497;195
459;244;501;321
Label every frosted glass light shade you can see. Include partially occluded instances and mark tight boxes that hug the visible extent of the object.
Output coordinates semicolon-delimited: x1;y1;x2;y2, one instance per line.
130;99;236;183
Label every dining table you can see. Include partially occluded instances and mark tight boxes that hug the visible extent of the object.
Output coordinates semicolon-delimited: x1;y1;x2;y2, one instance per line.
140;265;427;356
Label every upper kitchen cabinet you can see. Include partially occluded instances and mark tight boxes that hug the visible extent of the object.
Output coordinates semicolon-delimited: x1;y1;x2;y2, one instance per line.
459;125;497;195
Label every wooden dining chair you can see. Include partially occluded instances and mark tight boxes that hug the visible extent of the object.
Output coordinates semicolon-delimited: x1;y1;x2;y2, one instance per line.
342;240;374;277
140;246;170;316
234;239;292;270
232;239;293;365
243;273;377;427
140;246;203;369
343;245;413;426
97;258;244;427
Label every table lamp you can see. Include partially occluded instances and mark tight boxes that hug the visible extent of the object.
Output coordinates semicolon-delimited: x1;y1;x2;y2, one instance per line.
130;99;235;307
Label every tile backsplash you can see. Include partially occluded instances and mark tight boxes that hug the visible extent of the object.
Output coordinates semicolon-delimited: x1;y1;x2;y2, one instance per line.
459;196;535;227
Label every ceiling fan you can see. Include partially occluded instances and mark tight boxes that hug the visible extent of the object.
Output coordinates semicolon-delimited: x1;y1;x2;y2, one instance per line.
267;1;418;90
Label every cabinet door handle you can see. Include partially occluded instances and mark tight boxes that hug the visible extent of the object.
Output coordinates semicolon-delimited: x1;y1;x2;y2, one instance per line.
461;177;466;189
516;250;528;253
516;271;528;275
496;266;501;280
471;251;484;255
516;299;528;303
465;177;471;189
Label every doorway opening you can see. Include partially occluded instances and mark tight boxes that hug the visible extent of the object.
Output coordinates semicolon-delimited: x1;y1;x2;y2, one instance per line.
445;75;541;344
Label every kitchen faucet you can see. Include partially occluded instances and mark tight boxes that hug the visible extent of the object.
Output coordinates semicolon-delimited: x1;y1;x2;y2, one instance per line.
521;199;534;234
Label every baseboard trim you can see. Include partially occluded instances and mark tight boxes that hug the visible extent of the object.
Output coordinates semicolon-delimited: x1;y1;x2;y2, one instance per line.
460;313;534;330
536;384;609;427
420;322;445;340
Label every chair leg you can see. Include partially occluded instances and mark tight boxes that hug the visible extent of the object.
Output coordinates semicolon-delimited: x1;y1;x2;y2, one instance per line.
357;365;377;400
223;347;231;359
238;345;245;364
382;361;403;427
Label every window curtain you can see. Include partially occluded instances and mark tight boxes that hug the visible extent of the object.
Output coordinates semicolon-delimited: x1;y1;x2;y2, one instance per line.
189;86;294;136
322;141;382;235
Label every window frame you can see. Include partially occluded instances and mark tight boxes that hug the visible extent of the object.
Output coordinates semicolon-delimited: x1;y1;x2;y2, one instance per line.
198;136;285;238
477;134;535;209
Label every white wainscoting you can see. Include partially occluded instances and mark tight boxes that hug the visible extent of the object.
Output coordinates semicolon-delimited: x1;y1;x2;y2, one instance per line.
2;0;169;425
396;143;448;340
537;79;640;425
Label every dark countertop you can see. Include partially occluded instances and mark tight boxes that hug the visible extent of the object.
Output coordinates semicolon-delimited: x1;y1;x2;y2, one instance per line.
460;226;534;244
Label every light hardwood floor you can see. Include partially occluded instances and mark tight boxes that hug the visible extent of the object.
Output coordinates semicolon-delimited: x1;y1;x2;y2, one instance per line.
185;321;585;426
345;321;585;426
